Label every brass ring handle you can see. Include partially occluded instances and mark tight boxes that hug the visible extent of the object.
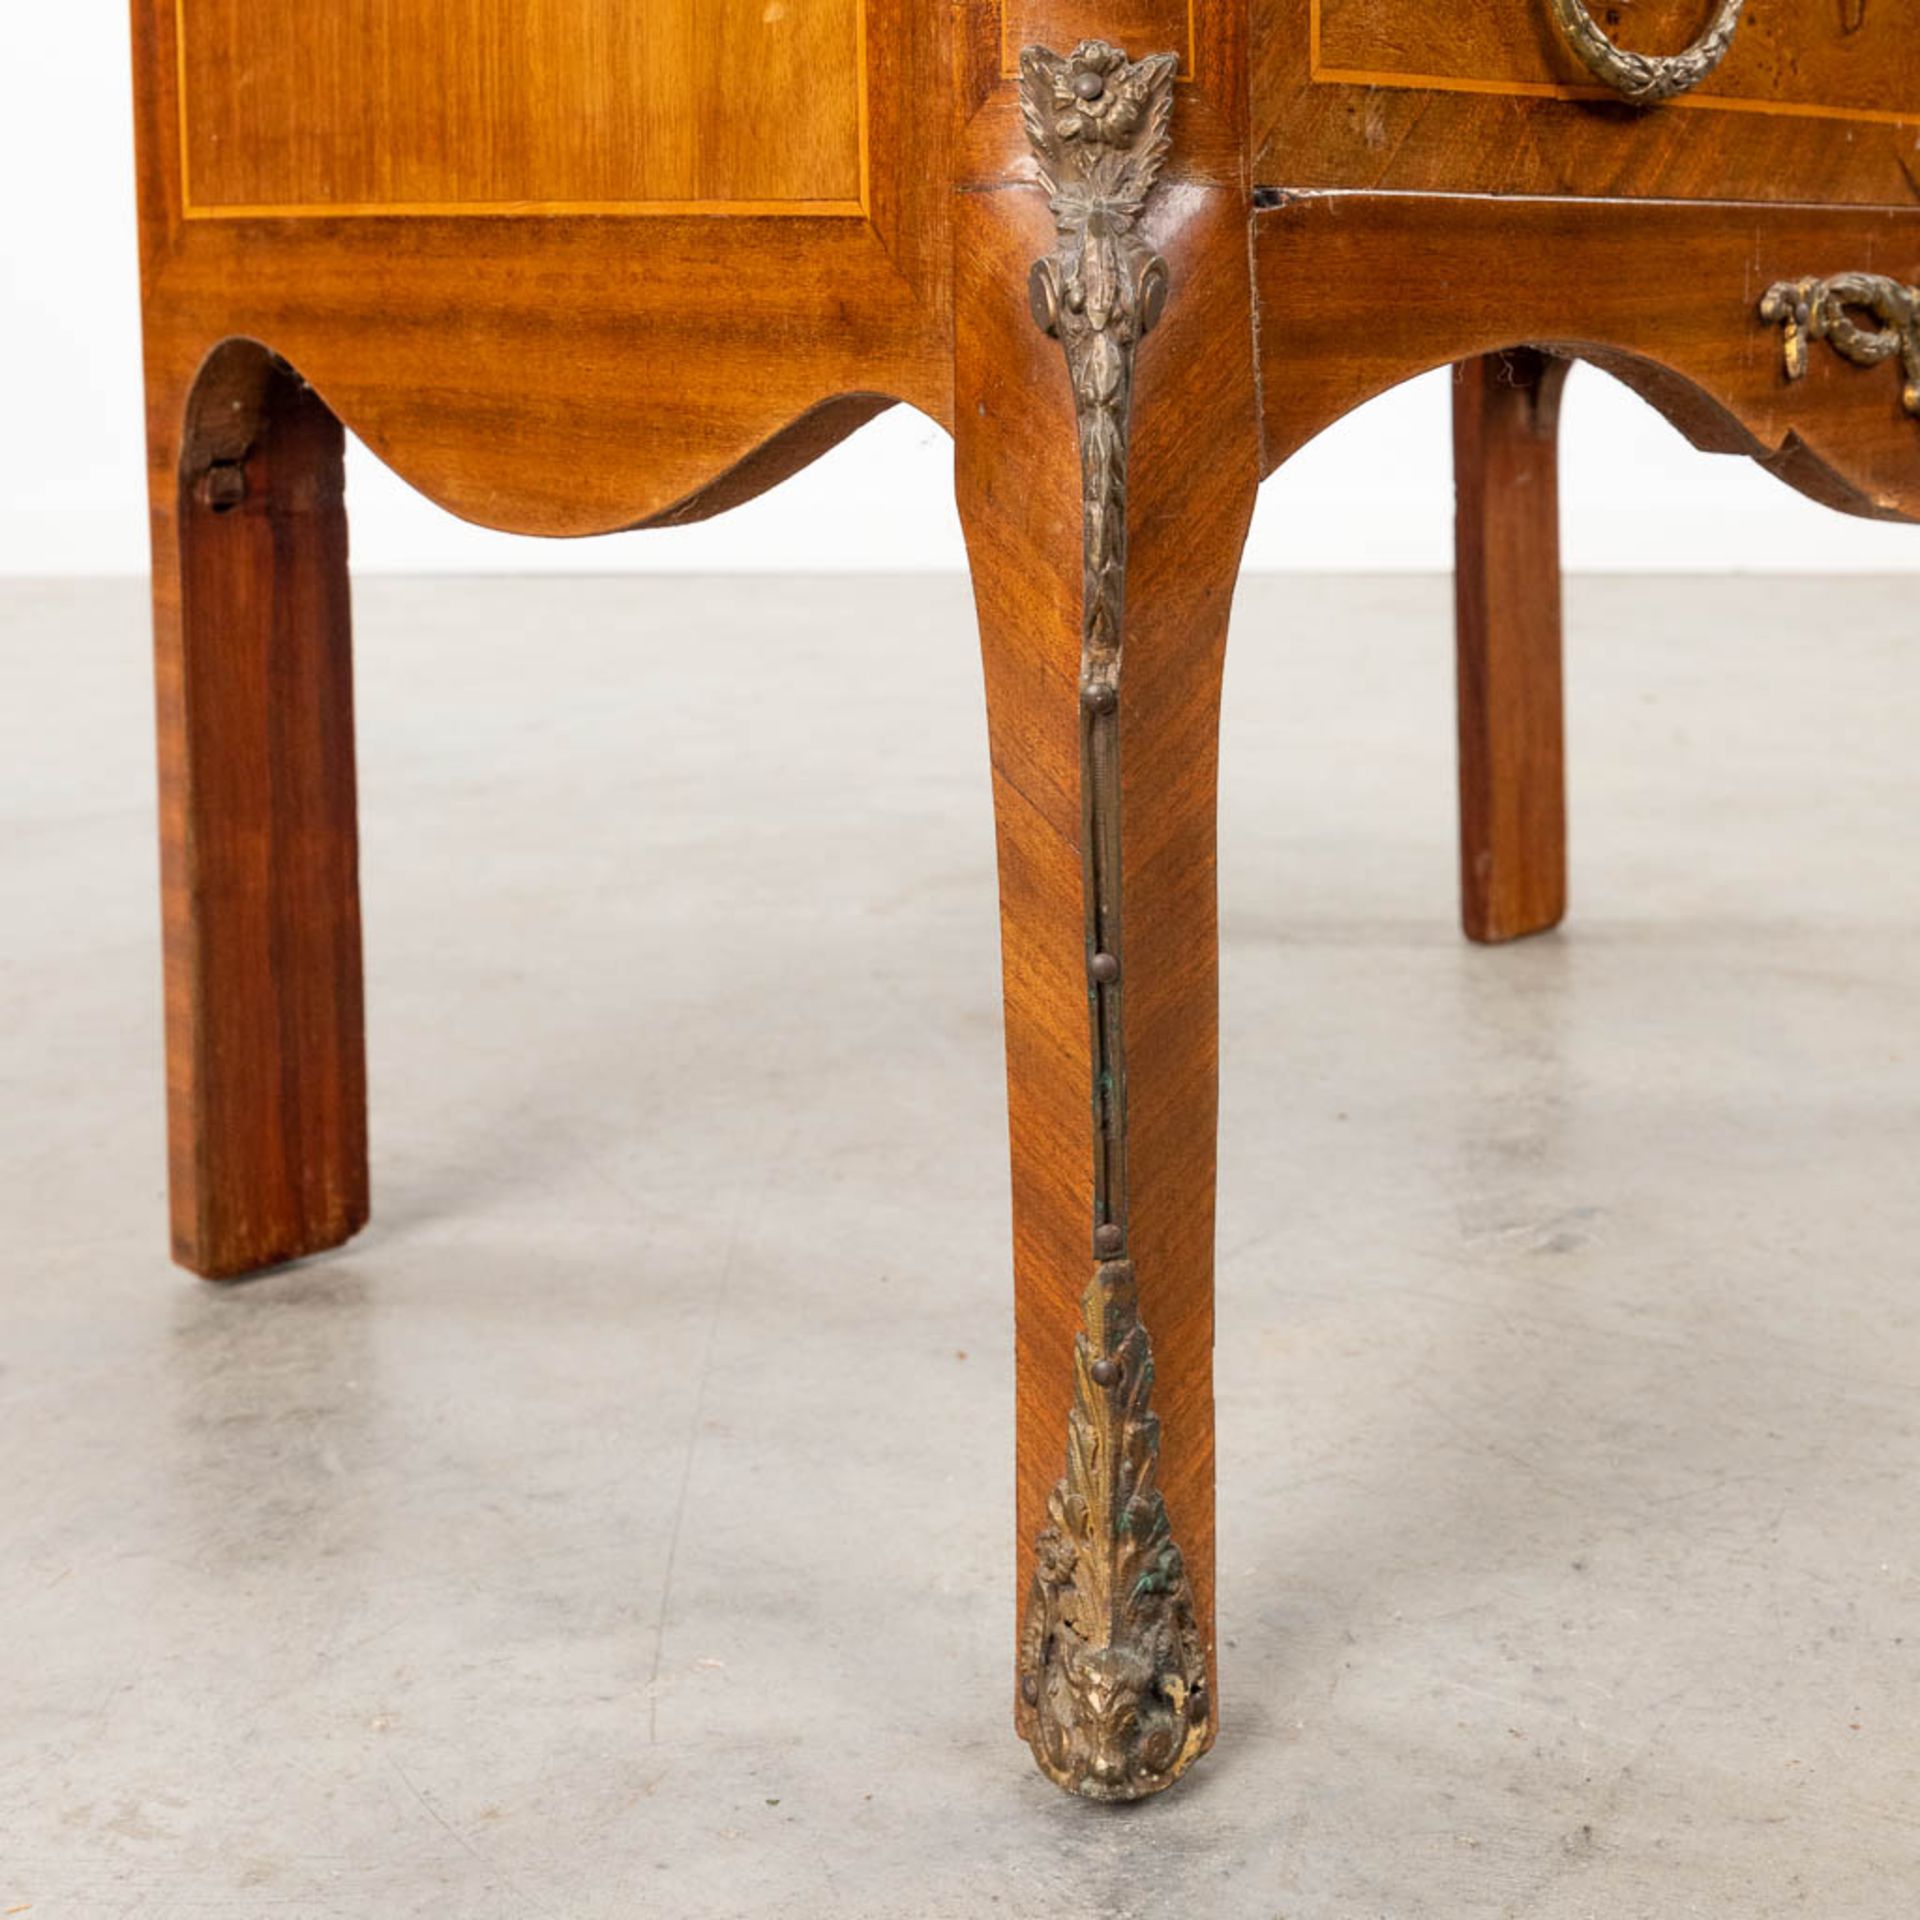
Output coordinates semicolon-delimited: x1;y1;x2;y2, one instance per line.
1546;0;1748;104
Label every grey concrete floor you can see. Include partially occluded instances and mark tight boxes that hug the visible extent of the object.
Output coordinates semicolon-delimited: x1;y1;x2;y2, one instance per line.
4;572;1919;1918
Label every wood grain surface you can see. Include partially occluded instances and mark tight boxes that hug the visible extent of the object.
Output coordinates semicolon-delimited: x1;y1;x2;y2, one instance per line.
1318;0;1918;117
1454;351;1571;948
178;0;868;213
136;0;948;540
1257;0;1920;206
151;346;368;1278
999;0;1195;72
1254;191;1920;524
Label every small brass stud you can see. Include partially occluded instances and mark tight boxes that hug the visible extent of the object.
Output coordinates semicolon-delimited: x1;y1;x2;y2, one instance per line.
1073;70;1106;101
1028;261;1062;338
1090;1357;1121;1389
1082;682;1118;715
1138;259;1170;336
1093;1223;1124;1258
1090;952;1120;986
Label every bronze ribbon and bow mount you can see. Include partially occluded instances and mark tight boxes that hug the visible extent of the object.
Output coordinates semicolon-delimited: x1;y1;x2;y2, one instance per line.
1761;273;1920;420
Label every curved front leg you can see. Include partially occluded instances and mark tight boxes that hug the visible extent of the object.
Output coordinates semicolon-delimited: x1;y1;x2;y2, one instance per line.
955;41;1259;1802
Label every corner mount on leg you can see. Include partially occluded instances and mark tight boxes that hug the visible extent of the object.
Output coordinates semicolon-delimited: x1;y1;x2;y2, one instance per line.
1010;39;1209;1804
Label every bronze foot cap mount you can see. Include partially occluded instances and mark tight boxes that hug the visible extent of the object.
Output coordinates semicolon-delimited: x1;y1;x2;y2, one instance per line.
1016;1258;1212;1801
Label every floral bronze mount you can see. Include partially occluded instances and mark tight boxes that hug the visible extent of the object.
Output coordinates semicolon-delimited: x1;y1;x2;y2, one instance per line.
1013;39;1212;1804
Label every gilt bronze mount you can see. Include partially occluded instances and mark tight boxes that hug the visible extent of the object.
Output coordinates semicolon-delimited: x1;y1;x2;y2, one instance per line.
1544;0;1748;104
1013;40;1210;1804
1761;273;1920;419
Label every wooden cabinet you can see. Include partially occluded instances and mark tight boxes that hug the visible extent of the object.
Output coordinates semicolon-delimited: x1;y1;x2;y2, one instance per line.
129;0;1918;1808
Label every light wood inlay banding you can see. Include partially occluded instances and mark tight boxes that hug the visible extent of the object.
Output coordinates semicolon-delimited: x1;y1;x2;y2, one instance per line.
176;0;871;218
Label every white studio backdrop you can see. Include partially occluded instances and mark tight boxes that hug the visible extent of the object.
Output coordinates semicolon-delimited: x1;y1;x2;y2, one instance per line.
5;8;1918;579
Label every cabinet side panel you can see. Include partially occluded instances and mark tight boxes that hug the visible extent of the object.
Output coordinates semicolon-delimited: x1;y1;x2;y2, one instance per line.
178;0;867;213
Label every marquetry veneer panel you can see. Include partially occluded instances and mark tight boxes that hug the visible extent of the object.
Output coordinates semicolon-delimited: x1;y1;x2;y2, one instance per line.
178;0;868;216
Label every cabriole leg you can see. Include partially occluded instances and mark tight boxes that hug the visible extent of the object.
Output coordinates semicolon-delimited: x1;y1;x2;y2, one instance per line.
955;41;1259;1801
1454;349;1571;945
149;343;368;1279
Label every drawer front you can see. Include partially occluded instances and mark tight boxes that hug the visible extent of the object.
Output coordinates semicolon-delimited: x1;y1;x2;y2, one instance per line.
176;0;868;216
1255;0;1920;207
1322;0;1916;120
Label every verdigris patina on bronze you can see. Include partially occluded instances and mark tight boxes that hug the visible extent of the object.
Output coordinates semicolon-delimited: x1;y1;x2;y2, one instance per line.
1015;39;1210;1804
